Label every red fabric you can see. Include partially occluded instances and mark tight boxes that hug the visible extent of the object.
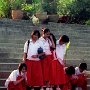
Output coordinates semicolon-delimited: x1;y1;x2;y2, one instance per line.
8;76;26;90
26;60;43;86
41;55;52;85
62;74;72;90
71;74;87;90
77;74;87;90
50;60;66;85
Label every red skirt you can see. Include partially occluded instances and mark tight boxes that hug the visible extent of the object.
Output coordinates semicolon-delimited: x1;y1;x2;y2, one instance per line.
41;55;53;85
26;60;43;86
50;60;66;85
8;76;26;90
62;74;72;90
71;74;87;90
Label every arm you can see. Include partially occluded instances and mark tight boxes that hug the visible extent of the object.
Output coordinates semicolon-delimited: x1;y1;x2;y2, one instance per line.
23;40;29;62
49;35;55;49
23;53;27;62
13;77;24;85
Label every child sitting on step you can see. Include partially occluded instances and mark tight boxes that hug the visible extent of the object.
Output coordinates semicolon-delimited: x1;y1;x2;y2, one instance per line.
5;63;27;90
62;66;75;90
71;63;87;90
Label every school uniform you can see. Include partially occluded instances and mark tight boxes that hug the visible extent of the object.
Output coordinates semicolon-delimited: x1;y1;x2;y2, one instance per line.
75;67;87;90
50;40;66;85
5;70;26;90
24;39;43;86
39;37;53;84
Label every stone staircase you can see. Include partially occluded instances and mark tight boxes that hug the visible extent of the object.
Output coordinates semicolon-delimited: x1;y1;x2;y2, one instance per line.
0;18;90;90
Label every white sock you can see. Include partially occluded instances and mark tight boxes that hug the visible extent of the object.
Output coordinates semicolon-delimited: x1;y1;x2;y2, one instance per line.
56;87;61;90
40;87;44;90
46;87;50;90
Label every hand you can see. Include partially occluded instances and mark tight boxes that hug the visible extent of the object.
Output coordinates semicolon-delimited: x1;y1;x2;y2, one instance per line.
31;55;38;58
22;59;26;63
72;75;78;79
22;73;27;79
49;35;53;40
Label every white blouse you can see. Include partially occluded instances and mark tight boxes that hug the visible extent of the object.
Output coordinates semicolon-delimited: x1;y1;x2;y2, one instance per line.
24;39;43;60
75;67;81;75
56;40;66;64
39;37;52;55
5;70;20;87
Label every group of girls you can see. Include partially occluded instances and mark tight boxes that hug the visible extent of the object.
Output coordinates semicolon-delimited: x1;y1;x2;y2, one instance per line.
5;28;87;90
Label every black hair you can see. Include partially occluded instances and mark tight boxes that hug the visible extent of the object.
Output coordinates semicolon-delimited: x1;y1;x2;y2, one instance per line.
49;33;56;50
43;28;50;34
31;30;40;38
79;63;87;70
61;35;69;43
65;66;75;75
18;63;27;72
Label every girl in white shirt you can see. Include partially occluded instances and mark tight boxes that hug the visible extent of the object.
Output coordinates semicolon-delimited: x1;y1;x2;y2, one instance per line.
54;35;70;90
23;30;44;90
39;28;55;89
5;63;27;90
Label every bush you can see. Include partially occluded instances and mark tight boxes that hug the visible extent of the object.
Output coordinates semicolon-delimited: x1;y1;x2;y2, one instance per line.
10;0;26;10
85;19;90;25
67;0;90;24
42;2;57;14
0;0;10;18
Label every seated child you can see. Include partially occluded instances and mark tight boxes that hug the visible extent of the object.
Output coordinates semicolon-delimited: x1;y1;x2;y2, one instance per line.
75;63;87;90
5;63;27;90
63;66;75;90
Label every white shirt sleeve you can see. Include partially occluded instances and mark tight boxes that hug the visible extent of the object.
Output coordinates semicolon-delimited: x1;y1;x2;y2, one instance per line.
75;67;81;75
38;39;45;52
5;70;19;87
56;40;66;60
24;41;28;53
48;39;52;46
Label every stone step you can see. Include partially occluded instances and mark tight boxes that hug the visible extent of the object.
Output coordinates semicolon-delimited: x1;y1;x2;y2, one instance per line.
65;60;90;68
0;61;90;71
0;18;33;25
0;43;24;48
0;53;23;59
0;63;19;71
0;33;89;42
0;47;23;53
0;78;90;88
0;38;89;44
0;27;89;36
0;46;90;54
0;42;89;48
0;58;21;63
0;51;89;60
0;71;11;79
0;38;26;44
0;43;89;53
0;24;90;35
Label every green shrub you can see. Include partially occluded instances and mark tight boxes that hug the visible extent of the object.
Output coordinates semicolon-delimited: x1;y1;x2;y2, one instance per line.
10;0;26;10
22;4;35;16
42;2;57;14
0;0;10;18
85;19;90;25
